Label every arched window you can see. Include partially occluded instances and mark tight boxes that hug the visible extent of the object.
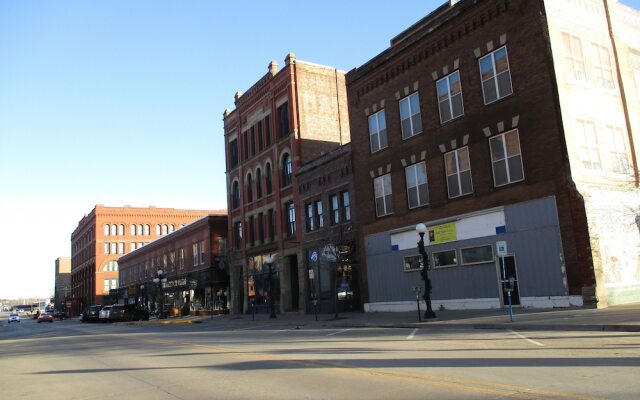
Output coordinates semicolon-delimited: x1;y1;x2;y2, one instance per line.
104;224;110;236
282;153;292;187
162;224;168;235
256;168;262;199
232;181;240;209
155;224;161;235
247;173;253;203
118;224;125;236
111;224;117;236
130;224;136;236
169;224;175;233
144;224;150;235
137;224;143;235
266;163;273;195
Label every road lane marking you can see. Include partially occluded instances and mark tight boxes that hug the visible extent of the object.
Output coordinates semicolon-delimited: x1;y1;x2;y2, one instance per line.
407;328;418;340
327;328;352;336
509;329;545;347
233;324;271;331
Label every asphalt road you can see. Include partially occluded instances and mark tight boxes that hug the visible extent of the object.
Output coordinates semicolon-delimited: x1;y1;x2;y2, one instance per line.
1;312;639;400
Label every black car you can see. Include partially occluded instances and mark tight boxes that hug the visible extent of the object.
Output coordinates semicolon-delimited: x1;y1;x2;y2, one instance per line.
81;305;103;323
108;304;149;322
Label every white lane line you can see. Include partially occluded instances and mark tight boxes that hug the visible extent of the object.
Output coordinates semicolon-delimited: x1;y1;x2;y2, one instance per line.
407;328;418;340
509;329;545;347
234;324;271;331
327;328;353;336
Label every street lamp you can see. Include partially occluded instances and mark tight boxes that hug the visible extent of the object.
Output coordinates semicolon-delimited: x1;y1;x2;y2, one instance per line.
153;270;167;319
416;223;436;319
139;284;146;310
265;255;276;319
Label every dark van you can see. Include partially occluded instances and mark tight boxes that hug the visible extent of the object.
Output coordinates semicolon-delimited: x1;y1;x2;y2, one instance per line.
81;305;103;323
108;304;150;322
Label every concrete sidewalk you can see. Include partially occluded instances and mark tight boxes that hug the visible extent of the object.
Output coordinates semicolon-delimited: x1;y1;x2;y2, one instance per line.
159;302;640;332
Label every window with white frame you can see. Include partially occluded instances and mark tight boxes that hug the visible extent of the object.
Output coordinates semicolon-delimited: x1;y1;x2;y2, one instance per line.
479;46;513;104
192;243;198;266
368;109;388;153
592;44;615;89
111;224;117;236
436;71;464;123
162;224;168;235
104;243;109;254
341;191;351;222
199;240;205;264
374;173;393;217
399;92;422;139
606;126;630;174
130;224;136;236
444;147;473;198
118;242;124;254
104;224;110;236
315;200;324;229
403;255;423;272
489;129;524;187
130;242;136;252
330;194;340;225
155;225;161;235
144;224;150;235
562;33;587;82
286;202;296;238
433;249;457;268
575;119;601;170
118;224;124;236
461;245;494;265
305;203;315;232
405;162;429;209
137;224;143;235
110;242;117;254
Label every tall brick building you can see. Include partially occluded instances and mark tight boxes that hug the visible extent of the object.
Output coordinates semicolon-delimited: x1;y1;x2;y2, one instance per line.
223;54;350;314
54;257;71;312
346;0;639;311
70;205;217;314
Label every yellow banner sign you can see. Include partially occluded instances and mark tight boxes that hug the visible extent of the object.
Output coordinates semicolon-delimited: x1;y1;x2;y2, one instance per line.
427;222;457;245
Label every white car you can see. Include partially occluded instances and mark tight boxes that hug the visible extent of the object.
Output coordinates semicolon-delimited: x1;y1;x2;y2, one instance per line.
8;313;20;323
99;306;112;322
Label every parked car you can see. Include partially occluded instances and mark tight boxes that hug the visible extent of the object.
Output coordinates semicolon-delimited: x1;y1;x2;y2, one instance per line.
81;305;103;323
98;305;113;322
49;310;66;320
37;313;54;323
7;313;20;323
108;304;150;322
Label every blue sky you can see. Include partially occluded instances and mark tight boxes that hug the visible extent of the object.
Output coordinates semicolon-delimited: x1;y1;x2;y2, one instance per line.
1;0;639;300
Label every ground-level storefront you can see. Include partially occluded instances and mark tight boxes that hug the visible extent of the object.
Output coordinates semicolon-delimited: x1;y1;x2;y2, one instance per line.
364;196;580;312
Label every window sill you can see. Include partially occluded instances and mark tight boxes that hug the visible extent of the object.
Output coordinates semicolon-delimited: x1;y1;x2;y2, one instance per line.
483;92;514;107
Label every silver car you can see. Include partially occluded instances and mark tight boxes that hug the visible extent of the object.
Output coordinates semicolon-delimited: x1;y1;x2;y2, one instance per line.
98;305;113;322
8;313;20;323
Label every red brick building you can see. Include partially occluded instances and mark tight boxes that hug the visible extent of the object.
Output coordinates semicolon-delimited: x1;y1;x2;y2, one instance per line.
223;54;350;314
117;214;228;316
70;205;217;314
346;0;638;311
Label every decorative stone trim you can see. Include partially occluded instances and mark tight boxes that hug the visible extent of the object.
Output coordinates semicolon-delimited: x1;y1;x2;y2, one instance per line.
511;115;520;128
462;134;469;146
442;65;449;75
421;150;427;161
431;71;439;81
483;127;492;137
438;144;447;153
497;121;505;133
369;170;375;178
500;33;507;46
450;139;457;149
410;154;416;164
453;58;460;70
486;40;494;52
400;159;407;167
474;48;482;58
386;164;392;173
395;91;401;100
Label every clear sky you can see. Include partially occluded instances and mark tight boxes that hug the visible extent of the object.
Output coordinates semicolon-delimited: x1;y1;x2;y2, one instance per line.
1;0;639;300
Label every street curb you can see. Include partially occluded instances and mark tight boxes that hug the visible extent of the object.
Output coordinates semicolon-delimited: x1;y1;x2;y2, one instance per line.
322;322;640;332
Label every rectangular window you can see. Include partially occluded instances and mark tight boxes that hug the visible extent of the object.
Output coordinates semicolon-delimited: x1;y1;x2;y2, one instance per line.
104;279;111;293
104;243;109;254
249;216;255;246
285;202;296;238
606;126;630;174
330;194;340;225
399;92;422;139
305;203;315;232
265;115;271;146
199;240;205;264
575;120;601;170
436;71;464;123
489;129;524;187
479;46;513;104
230;139;239;168
163;254;168;269
234;221;242;250
278;102;290;138
250;126;256;156
170;252;175;272
461;245;494;265
268;209;276;242
178;248;184;270
433;249;457;268
403;255;423;272
405;162;429;208
374;173;393;217
341;191;351;222
444;147;473;198
368;109;388;153
315;200;324;229
258;212;264;243
257;122;263;151
562;33;587;82
192;243;198;266
118;242;124;254
111;242;117;255
592;44;615;89
243;130;249;160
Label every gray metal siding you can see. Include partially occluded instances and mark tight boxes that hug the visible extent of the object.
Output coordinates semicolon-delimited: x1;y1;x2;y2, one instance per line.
365;197;567;304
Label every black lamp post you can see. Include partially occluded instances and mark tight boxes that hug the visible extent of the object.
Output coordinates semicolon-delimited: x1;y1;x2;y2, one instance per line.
265;255;276;319
153;270;167;319
139;284;146;310
416;223;436;319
